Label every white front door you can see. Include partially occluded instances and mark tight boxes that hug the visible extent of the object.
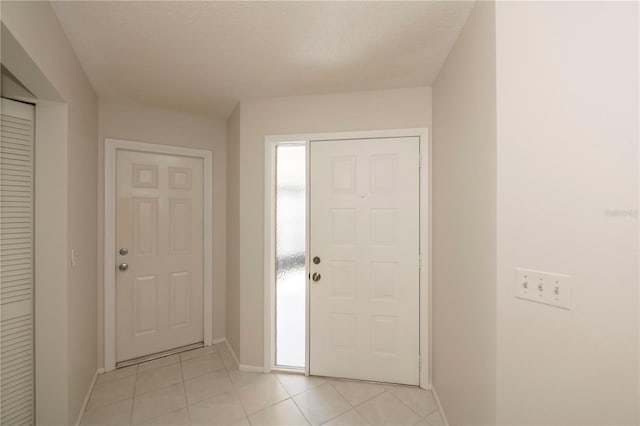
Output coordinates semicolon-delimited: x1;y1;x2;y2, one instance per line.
309;137;420;385
115;150;204;362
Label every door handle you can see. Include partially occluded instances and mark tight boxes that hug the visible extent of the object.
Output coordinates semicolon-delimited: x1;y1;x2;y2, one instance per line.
118;263;129;272
312;272;321;282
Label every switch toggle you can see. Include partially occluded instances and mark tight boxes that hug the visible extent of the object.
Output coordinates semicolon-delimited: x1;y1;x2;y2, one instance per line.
515;268;572;309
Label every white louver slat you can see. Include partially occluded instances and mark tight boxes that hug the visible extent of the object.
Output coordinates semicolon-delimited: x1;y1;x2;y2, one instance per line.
0;98;35;426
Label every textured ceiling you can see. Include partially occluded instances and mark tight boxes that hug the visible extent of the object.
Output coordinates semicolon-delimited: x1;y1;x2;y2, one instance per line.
51;1;474;118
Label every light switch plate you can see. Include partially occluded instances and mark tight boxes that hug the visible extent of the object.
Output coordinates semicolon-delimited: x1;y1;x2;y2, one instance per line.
71;249;79;269
515;268;572;310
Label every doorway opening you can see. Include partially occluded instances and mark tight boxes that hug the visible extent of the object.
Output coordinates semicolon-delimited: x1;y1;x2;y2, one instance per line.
274;144;306;368
103;139;213;371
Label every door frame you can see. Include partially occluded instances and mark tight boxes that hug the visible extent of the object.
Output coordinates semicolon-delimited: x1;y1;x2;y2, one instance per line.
103;138;213;371
263;128;430;389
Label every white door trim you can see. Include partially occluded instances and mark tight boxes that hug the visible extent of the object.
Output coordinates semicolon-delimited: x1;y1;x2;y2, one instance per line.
104;138;213;371
263;128;430;389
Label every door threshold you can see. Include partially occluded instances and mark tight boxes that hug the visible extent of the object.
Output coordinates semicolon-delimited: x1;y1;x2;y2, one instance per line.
116;342;204;369
272;366;305;375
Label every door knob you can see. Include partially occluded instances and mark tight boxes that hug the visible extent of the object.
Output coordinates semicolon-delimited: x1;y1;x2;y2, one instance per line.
118;263;129;272
312;272;321;282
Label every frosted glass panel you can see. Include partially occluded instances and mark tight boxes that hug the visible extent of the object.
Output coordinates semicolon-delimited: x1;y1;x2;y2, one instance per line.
276;145;306;367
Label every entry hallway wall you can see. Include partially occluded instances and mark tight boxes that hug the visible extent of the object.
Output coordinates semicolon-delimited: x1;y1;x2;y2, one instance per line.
97;98;228;368
226;105;241;358
1;1;99;423
495;2;639;424
226;87;432;366
432;2;497;424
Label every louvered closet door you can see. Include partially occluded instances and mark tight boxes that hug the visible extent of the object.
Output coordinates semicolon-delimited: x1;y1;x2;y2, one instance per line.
0;98;35;425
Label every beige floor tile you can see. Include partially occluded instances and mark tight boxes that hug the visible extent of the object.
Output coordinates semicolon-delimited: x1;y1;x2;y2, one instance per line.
88;374;136;410
181;353;225;380
323;409;370;426
248;399;309;426
213;342;230;356
134;407;190;426
96;365;138;385
135;363;183;395
388;387;438;418
227;370;273;389
421;411;444;426
132;383;187;424
329;380;387;407
180;345;217;362
237;374;290;414
276;374;325;397
138;354;180;373
185;370;234;405
356;392;420;426
216;345;239;371
188;391;247;425
293;384;350;425
81;398;133;426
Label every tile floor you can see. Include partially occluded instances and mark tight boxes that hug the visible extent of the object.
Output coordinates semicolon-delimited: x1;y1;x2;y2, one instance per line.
81;343;444;426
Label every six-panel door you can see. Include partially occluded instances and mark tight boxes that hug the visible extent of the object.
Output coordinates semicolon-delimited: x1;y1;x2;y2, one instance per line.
116;150;204;362
309;137;420;385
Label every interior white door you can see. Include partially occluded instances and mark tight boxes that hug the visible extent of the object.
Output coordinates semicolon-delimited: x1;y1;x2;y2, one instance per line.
0;98;35;425
309;137;420;385
116;150;204;362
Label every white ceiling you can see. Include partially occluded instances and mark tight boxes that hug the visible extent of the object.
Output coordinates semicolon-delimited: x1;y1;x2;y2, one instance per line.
51;1;474;119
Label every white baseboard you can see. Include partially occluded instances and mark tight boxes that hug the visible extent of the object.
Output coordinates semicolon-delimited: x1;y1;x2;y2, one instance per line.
75;368;102;426
224;338;241;368
221;338;263;373
431;386;450;426
212;337;226;345
239;364;264;373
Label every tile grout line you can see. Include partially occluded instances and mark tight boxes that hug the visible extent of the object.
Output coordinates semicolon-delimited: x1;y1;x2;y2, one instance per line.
179;354;193;426
131;356;190;424
288;391;313;426
272;374;309;424
78;376;140;424
311;381;359;426
329;380;389;408
129;365;139;426
225;354;253;424
386;387;440;421
317;381;431;425
385;388;422;418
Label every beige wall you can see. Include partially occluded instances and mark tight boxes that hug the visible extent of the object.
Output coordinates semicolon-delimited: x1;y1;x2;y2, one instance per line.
495;2;639;424
228;87;432;365
1;1;99;423
226;104;241;357
97;98;227;367
432;2;496;424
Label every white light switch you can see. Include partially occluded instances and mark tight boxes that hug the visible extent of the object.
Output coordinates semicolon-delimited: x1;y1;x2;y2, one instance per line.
515;268;572;310
71;249;79;269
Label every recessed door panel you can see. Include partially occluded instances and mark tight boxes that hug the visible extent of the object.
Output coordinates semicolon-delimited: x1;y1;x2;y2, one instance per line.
170;199;192;253
309;137;420;385
133;197;158;256
116;150;204;362
170;272;191;328
134;275;158;335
